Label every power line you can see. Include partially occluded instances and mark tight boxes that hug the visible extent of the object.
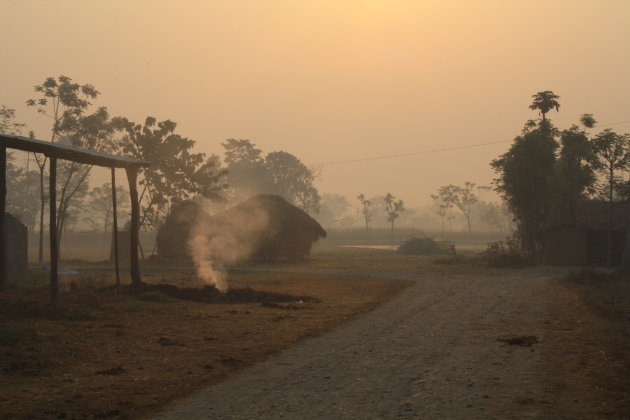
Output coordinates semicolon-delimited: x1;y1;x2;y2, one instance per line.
318;139;511;166
317;118;630;166
598;119;630;127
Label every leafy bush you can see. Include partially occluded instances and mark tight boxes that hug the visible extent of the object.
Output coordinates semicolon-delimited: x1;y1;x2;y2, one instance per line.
396;236;454;255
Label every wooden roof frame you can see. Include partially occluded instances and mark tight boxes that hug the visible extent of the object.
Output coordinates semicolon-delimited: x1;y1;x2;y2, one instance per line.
0;133;150;303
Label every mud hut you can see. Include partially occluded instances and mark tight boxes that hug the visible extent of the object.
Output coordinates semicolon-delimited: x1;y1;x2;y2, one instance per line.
544;200;628;265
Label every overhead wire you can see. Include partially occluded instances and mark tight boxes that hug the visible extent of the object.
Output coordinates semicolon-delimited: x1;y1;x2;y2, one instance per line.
316;118;630;166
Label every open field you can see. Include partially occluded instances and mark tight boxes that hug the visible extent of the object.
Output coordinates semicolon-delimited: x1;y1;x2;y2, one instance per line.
0;263;411;419
26;228;506;263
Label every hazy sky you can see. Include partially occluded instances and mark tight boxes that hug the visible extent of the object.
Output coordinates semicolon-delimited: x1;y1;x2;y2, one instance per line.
2;0;629;207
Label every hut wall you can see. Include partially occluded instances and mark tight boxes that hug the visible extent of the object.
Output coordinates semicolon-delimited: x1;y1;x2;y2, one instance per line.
544;227;587;266
4;213;27;284
586;230;625;265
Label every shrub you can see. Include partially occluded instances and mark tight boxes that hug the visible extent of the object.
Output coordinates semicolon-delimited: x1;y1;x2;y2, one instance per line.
396;236;454;255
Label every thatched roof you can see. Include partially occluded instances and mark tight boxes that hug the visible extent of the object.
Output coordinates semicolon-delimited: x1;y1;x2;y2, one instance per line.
211;194;327;239
575;200;629;231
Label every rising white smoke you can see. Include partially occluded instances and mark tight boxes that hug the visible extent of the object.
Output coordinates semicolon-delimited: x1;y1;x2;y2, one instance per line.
187;200;271;292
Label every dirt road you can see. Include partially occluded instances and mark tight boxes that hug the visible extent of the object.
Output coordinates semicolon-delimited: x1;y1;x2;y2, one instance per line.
153;268;576;419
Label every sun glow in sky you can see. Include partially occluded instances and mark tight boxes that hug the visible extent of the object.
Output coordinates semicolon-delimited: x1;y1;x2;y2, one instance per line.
2;0;630;206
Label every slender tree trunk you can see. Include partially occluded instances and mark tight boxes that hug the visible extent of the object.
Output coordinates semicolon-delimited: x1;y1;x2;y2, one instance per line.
0;147;6;290
607;168;614;266
126;167;142;287
38;166;45;264
49;158;58;305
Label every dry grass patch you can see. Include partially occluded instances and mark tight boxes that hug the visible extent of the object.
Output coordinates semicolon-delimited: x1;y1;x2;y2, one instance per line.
542;269;630;418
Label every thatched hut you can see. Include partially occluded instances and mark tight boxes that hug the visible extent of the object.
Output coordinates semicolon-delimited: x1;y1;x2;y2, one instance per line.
209;194;326;261
156;195;326;262
156;200;211;261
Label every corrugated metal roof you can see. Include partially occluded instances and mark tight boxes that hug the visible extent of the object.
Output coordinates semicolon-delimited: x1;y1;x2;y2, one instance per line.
0;133;149;168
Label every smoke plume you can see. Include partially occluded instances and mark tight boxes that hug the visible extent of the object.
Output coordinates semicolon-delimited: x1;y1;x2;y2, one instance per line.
187;200;271;292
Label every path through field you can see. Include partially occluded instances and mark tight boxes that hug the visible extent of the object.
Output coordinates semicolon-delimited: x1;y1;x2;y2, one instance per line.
154;267;578;419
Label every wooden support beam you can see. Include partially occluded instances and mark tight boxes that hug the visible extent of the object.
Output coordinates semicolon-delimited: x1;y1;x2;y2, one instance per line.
0;146;6;290
111;168;120;287
49;157;58;305
125;167;141;286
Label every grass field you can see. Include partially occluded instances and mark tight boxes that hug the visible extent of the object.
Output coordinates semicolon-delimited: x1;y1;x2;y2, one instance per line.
27;228;507;263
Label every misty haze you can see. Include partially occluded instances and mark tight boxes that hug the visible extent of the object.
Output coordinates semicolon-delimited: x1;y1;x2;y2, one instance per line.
1;1;630;419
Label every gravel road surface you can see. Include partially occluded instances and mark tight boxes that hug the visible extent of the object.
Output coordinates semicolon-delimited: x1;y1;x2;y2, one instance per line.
154;268;571;419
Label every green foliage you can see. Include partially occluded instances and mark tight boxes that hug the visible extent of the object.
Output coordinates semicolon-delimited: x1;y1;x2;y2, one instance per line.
26;76;110;256
26;75;99;143
553;124;596;223
0;105;26;135
396;235;452;255
266;151;320;213
529;90;560;120
84;182;131;232
221;139;321;213
115;116;227;231
357;193;373;231
492;119;558;255
318;193;351;227
431;182;481;233
590;129;630;202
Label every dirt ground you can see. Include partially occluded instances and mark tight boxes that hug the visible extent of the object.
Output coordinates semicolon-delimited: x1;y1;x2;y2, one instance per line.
0;267;410;420
153;266;630;420
2;258;630;419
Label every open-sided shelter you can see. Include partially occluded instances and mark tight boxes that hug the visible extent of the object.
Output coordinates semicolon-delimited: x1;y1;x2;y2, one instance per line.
0;133;149;303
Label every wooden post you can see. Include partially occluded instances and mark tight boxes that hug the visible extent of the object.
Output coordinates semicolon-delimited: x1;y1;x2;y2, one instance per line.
0;146;6;290
111;167;120;287
49;157;58;305
125;167;141;286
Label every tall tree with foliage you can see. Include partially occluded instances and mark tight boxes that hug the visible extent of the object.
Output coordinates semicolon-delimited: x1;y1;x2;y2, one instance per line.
221;139;320;213
432;182;482;234
492;118;559;256
318;193;351;227
0;107;30;222
384;193;404;232
114;116;226;236
529;90;560;121
357;193;373;232
589;129;630;265
26;76;102;260
222;138;270;199
554;116;596;224
84;182;131;232
265;151;320;213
